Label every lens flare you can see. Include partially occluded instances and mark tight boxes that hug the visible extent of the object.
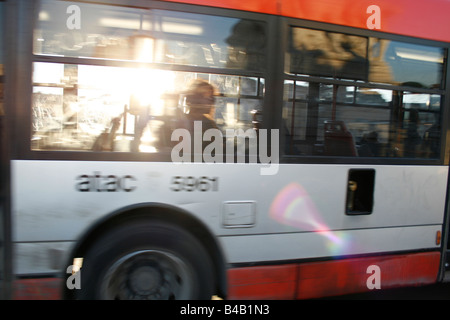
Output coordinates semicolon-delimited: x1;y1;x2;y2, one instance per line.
270;183;322;230
270;183;353;256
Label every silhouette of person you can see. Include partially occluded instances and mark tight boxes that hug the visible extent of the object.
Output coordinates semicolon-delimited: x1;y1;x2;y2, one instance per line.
183;79;218;133
423;114;440;158
404;109;422;158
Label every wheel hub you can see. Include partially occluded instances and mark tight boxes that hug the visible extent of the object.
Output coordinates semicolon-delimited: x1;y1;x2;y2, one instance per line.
128;265;162;296
100;250;192;300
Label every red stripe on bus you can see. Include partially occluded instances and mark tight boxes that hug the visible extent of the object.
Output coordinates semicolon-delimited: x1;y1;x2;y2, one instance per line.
12;278;62;300
226;264;298;299
163;0;279;15
227;251;441;300
11;252;440;299
279;0;450;43
163;0;450;43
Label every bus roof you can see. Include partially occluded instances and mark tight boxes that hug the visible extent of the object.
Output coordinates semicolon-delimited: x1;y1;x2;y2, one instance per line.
164;0;450;43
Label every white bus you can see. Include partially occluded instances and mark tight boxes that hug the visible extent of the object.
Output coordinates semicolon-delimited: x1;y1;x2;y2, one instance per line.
1;0;450;299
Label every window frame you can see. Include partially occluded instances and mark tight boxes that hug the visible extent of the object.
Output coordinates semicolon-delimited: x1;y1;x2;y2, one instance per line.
10;0;450;166
14;0;273;162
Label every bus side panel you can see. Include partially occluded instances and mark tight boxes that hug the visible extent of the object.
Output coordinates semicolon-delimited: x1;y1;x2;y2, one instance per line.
11;160;447;277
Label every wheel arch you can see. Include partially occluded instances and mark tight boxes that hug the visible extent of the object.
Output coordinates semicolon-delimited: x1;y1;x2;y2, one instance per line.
62;202;227;299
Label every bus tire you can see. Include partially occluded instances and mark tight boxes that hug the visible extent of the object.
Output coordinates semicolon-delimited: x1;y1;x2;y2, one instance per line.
75;219;215;300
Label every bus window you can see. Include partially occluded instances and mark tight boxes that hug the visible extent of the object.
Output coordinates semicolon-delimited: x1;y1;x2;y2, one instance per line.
31;1;266;155
31;64;264;153
368;38;444;89
284;26;444;160
289;28;368;81
34;0;265;71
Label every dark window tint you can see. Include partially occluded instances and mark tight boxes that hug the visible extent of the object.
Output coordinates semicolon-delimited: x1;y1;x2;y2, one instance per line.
368;39;444;89
284;27;445;160
288;27;445;89
283;81;442;159
289;28;368;80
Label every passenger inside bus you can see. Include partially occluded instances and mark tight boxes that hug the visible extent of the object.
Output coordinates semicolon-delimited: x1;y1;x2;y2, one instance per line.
181;79;219;133
174;79;220;155
403;108;422;158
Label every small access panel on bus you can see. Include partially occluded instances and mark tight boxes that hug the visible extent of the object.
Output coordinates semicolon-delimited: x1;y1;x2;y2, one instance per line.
346;169;375;215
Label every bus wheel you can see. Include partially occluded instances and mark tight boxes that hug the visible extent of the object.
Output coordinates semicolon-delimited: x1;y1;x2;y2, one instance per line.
76;220;214;300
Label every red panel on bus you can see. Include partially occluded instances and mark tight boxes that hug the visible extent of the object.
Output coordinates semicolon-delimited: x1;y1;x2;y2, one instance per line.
280;0;450;43
227;251;441;300
161;0;279;16
227;264;298;299
13;278;62;300
11;252;440;299
295;251;440;299
163;0;450;42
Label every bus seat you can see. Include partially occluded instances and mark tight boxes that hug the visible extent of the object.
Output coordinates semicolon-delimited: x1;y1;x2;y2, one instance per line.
323;120;358;157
